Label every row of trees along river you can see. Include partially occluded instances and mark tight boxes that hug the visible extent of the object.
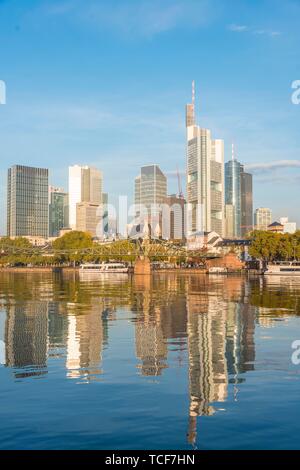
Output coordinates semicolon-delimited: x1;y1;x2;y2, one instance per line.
1;230;300;267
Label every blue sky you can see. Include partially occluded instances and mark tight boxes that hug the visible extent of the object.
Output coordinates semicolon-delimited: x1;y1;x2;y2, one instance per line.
0;0;300;234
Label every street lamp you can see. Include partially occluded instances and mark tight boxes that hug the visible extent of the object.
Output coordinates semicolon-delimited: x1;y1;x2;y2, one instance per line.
292;238;297;262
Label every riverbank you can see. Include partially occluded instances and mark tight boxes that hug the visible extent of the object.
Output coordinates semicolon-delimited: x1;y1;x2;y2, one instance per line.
0;267;77;273
0;266;248;275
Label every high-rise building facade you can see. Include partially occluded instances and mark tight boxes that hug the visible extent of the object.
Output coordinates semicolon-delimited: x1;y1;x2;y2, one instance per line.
225;157;242;238
225;151;253;238
102;193;109;235
134;165;167;237
68;165;102;230
163;194;186;241
7;165;49;238
240;168;253;236
76;202;101;238
135;165;167;212
186;84;224;236
225;204;234;238
49;186;69;237
254;208;272;231
210;139;225;235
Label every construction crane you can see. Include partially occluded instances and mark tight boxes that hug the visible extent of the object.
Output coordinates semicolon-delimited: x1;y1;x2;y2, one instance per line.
176;166;184;199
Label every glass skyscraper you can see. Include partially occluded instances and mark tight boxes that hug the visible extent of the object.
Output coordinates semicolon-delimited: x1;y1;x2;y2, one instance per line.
49;187;69;237
225;159;253;238
186;83;224;236
7;165;49;238
134;165;167;238
225;159;242;238
135;165;167;214
240;167;253;236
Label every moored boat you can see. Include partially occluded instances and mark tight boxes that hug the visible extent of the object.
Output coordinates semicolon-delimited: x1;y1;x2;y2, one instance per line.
79;263;129;274
208;266;228;274
264;262;300;276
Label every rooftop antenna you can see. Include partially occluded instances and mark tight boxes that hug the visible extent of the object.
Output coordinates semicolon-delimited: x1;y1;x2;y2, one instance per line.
232;142;235;161
192;80;195;105
192;80;196;125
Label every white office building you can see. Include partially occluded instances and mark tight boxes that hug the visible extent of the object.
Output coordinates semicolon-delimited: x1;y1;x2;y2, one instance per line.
280;217;297;234
254;208;272;231
68;165;102;230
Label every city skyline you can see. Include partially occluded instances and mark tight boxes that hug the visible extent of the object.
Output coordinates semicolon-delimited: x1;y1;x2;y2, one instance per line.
1;0;300;234
2;142;296;240
1;1;300;454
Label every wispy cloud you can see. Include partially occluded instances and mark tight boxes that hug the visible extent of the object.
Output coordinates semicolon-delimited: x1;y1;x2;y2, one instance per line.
39;0;217;38
228;23;281;38
255;174;300;185
228;24;248;33
246;160;300;172
168;161;300;181
253;29;281;37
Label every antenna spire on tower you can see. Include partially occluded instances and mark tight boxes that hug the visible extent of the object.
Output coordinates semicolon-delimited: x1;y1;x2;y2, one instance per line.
232;143;235;161
186;80;196;128
192;80;195;105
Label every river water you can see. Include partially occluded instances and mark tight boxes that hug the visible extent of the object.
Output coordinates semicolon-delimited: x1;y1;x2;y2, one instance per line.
0;271;300;450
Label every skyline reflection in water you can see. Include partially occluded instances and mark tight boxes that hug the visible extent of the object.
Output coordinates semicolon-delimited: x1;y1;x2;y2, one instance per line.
0;272;300;450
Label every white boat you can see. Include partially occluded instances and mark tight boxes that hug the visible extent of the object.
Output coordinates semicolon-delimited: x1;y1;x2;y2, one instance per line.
208;266;228;274
79;263;129;274
264;262;300;276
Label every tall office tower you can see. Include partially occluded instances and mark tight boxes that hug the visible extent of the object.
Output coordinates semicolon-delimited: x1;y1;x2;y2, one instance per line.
254;208;272;231
163;194;186;241
76;202;101;238
134;165;167;237
186;83;224;236
225;204;235;238
225;149;254;238
211;139;225;235
225;147;242;238
240;166;253;237
49;186;69;237
102;193;109;235
68;165;102;230
134;175;141;215
7;165;49;238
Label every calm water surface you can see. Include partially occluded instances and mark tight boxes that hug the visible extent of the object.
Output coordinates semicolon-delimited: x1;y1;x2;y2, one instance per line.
0;272;300;450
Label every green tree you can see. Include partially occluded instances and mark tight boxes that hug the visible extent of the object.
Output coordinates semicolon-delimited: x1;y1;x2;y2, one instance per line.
249;230;300;262
52;231;93;265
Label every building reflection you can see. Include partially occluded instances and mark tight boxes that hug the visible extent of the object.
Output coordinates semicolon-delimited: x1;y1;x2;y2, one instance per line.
5;302;48;378
133;276;168;376
0;271;261;447
0;270;116;381
129;275;257;445
132;275;188;376
186;276;256;446
2;300;112;381
65;303;111;381
0;310;6;365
